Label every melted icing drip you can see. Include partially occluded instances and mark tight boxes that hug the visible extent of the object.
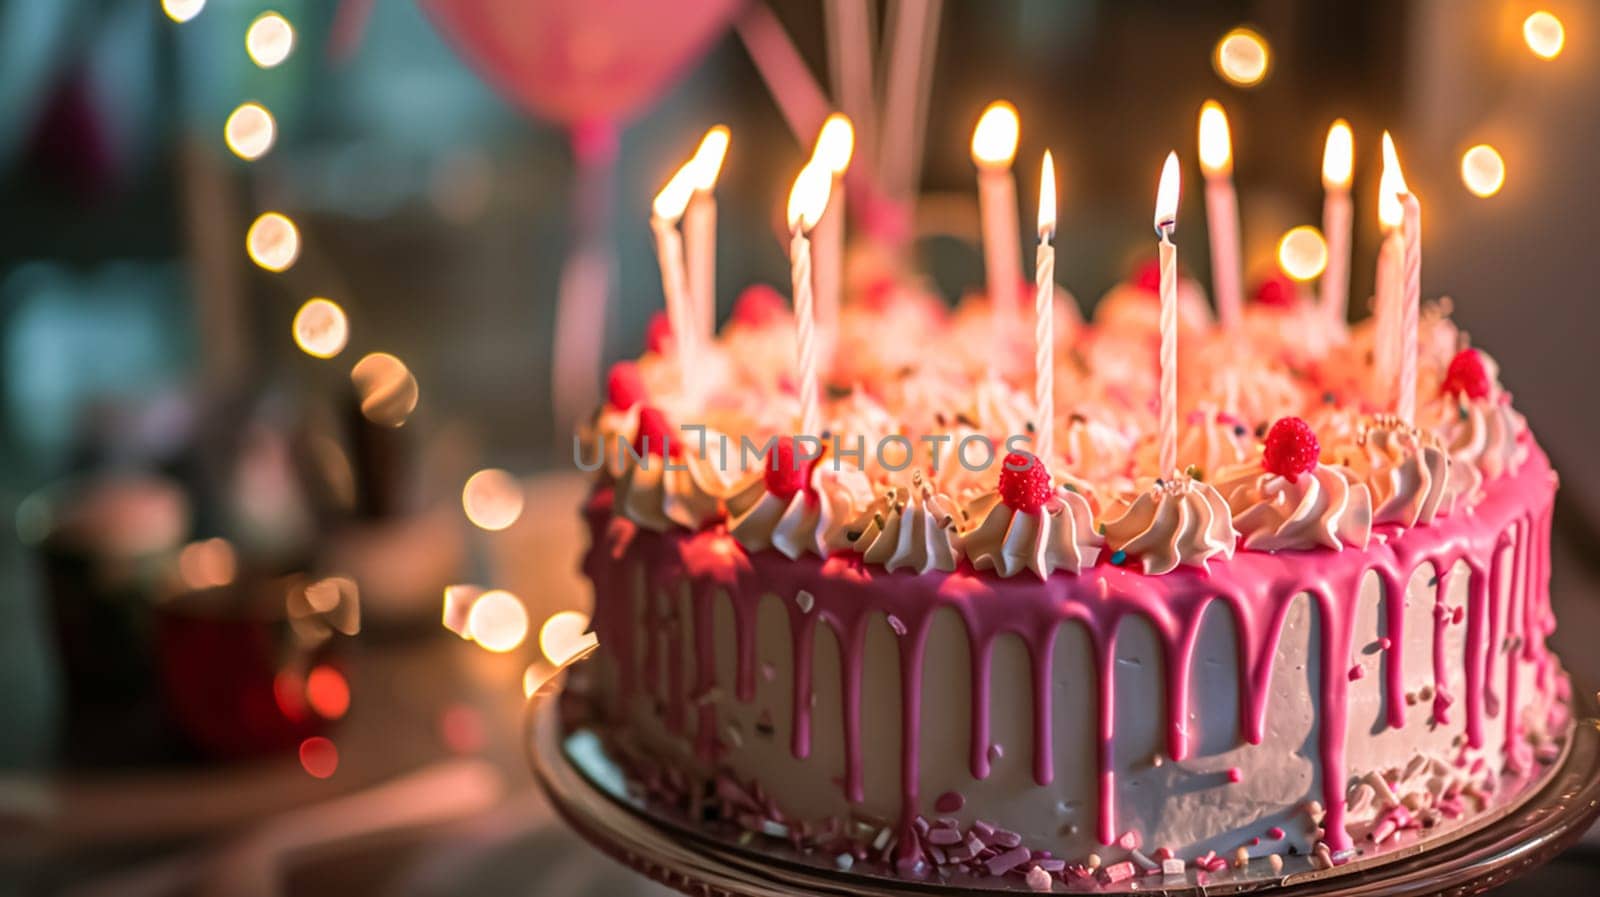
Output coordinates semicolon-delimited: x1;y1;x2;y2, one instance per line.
586;444;1558;855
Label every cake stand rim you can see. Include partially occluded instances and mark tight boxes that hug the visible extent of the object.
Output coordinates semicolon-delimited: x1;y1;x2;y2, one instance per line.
527;681;1600;897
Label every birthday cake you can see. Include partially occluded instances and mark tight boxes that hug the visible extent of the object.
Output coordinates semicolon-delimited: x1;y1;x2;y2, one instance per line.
571;265;1566;886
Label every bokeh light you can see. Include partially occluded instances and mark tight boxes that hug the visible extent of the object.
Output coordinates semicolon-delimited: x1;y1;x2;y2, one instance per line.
292;298;349;359
465;590;528;653
162;0;206;23
350;353;419;427
1524;11;1565;60
1277;226;1329;282
246;12;295;68
439;704;486;754
223;103;275;161
178;538;237;589
299;736;339;778
306;665;350;719
540;610;597;666
1214;27;1270;87
1461;145;1507;197
462;468;524;531
970;100;1020;167
246;212;300;272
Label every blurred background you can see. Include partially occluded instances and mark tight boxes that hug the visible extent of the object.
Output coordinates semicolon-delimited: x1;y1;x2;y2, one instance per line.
1;0;1597;894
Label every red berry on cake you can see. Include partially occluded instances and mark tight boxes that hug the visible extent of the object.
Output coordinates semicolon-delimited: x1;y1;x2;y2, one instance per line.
998;451;1052;512
731;284;789;328
606;361;646;410
763;436;814;501
1442;348;1493;400
1133;258;1163;294
1252;273;1299;309
1262;417;1320;482
633;406;680;458
644;312;673;354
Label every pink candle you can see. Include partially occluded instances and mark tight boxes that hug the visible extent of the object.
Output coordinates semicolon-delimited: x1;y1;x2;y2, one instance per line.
651;169;697;396
810;114;854;345
1199;101;1242;331
787;163;833;437
1320;120;1354;332
1372;132;1408;410
1383;132;1423;424
1035;150;1057;462
971;101;1023;316
1154;152;1182;475
684;126;729;344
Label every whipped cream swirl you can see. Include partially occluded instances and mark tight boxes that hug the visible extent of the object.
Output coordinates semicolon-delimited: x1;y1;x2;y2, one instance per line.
728;464;875;560
846;475;964;574
963;485;1103;579
1212;460;1373;552
1326;416;1453;527
616;449;732;533
1102;474;1237;574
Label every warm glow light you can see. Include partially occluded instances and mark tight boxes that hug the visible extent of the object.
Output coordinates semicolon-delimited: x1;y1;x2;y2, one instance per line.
246;12;295;67
350;352;419;427
540;610;598;666
786;162;833;232
1154;151;1182;232
162;0;206;23
461;468;524;531
1214;27;1270;87
1278;226;1329;281
292;298;349;359
223;103;275;161
652;166;695;221
178;538;236;590
688;125;731;191
441;584;484;637
465;590;529;653
1524;11;1565;60
246;212;300;272
1322;119;1354;189
299;736;339;778
1197;100;1233;176
970;101;1021;168
306;665;350;719
1461;144;1506;197
1037;150;1056;237
811;114;855;175
1378;131;1408;230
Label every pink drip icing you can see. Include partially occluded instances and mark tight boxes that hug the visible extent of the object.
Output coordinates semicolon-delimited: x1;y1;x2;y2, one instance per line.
1432;570;1454;726
1381;570;1408;730
583;446;1559;858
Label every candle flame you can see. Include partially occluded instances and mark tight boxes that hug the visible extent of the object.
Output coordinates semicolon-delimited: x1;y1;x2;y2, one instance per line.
687;125;730;192
1198;101;1233;176
971;101;1020;168
1524;11;1565;60
1154;151;1181;233
1037;150;1056;238
811;114;854;175
787;162;833;232
652;166;695;221
1322;119;1354;189
1277;226;1329;281
1378;131;1408;229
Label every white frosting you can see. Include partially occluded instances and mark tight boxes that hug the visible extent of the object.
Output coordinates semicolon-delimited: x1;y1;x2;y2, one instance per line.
615;449;732;533
728;463;875;560
1326;417;1453;528
962;486;1103;579
847;476;964;574
1102;475;1237;574
1213;460;1374;552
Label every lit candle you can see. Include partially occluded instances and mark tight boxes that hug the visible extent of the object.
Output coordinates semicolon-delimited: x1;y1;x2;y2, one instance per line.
1382;133;1422;424
787;163;834;437
971;101;1023;316
1198;100;1243;331
1154;151;1183;476
1320;120;1354;332
684;126;730;344
1372;132;1406;408
1035;150;1057;462
651;167;697;395
810;114;854;343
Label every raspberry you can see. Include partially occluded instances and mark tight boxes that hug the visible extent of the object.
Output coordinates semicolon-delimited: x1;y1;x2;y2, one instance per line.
1133;258;1163;294
632;406;680;459
763;437;814;501
644;312;673;354
1442;348;1493;401
1262;417;1320;481
731;284;789;328
606;362;645;410
997;451;1052;512
1253;273;1299;309
862;276;897;312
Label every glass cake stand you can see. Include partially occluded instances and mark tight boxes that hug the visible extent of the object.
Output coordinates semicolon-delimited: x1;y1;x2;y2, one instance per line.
526;674;1600;896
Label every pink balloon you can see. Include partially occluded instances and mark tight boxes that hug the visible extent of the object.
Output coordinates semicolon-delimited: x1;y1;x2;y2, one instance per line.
419;0;743;127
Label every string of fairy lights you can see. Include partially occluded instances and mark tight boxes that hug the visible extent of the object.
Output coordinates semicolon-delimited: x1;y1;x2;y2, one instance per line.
157;2;1571;771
